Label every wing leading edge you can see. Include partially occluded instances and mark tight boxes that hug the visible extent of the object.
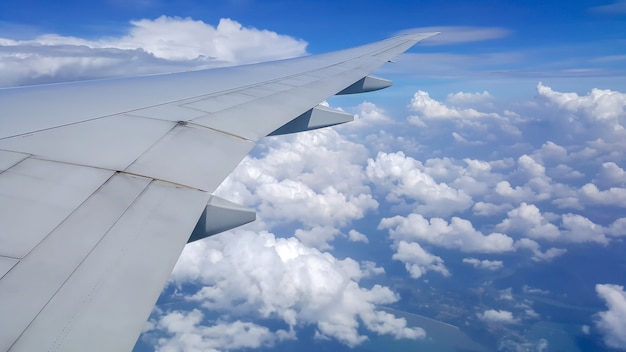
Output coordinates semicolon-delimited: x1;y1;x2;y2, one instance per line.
0;32;438;351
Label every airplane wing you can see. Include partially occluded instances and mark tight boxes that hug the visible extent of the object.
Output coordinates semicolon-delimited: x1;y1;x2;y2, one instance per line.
0;32;438;351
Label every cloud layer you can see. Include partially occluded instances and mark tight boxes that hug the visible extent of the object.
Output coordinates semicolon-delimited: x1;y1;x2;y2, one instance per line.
0;16;307;87
3;16;626;351
144;231;424;349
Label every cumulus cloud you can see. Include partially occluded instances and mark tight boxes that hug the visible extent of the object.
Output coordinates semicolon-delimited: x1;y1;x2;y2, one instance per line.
579;183;626;207
560;213;609;244
607;218;626;237
392;241;450;279
596;162;626;186
537;82;626;123
536;83;626;151
405;89;522;148
216;128;377;249
147;310;279;352
515;238;567;262
163;230;425;347
379;213;515;253
366;151;473;217
473;201;513;216
595;284;626;350
477;309;518;324
409;90;496;121
496;201;612;244
496;202;560;240
0;16;307;86
347;229;369;243
462;258;504;270
346;101;393;128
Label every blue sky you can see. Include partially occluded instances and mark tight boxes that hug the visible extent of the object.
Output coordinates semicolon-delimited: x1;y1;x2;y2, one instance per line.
2;1;626;351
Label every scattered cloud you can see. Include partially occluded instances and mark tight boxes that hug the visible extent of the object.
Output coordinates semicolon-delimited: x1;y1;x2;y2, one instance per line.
146;310;280;352
596;162;626;186
496;202;560;240
347;229;369;243
379;213;515;253
162;230;425;348
595;284;626;350
477;309;518;324
515;239;567;262
3;11;626;351
367;151;473;217
216;128;377;249
462;258;504;270
392;241;450;279
522;285;550;295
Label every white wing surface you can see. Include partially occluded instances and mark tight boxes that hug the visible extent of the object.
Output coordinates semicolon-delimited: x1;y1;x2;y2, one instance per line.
0;32;437;351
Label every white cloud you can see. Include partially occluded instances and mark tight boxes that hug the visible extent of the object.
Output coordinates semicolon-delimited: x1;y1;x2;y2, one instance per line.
379;213;515;253
348;229;369;243
405;89;522;145
477;309;518;324
535;141;569;164
522;285;550;295
111;16;306;62
595;284;626;350
392;241;450;279
499;288;514;301
366;151;473;217
582;324;590;335
496;202;560;240
164;230;425;347
560;213;609;244
346;101;393;128
496;202;610;244
549;164;585;179
515;238;567;262
579;183;626;207
360;261;385;277
148;310;279;352
409;90;495;120
596;162;626;186
472;201;513;216
536;83;626;159
538;82;626;124
293;226;340;250
607;218;626;237
216;128;378;249
462;258;503;270
0;16;307;87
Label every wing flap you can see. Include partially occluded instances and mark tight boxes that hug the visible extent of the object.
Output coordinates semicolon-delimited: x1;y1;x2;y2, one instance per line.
3;175;210;351
0;116;176;171
0;150;28;172
125;123;255;192
0;172;147;351
0;158;115;258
